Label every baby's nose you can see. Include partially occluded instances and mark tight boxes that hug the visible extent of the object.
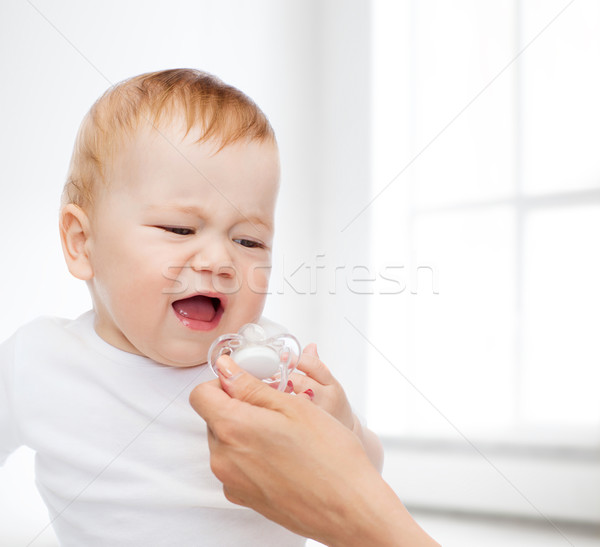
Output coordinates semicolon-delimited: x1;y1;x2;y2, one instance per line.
190;239;235;277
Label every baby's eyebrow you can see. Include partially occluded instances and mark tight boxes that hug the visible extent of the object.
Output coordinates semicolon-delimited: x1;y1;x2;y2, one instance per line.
144;203;273;232
233;213;274;233
243;217;274;234
145;204;203;216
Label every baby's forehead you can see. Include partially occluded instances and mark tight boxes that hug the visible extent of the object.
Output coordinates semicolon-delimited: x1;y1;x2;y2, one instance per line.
124;118;278;161
100;124;279;211
108;119;271;172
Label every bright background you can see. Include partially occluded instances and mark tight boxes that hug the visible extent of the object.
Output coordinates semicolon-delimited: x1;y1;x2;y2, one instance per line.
1;1;599;545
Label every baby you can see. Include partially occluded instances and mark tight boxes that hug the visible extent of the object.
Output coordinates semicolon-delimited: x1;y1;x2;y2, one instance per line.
0;69;381;546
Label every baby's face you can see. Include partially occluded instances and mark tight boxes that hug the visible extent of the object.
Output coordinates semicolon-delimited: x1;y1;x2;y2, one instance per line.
85;125;279;366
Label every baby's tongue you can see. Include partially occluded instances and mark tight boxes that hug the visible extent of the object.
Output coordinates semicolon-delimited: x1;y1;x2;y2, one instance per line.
173;295;217;322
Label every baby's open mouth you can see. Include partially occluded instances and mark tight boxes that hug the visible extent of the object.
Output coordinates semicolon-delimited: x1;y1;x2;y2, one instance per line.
172;295;224;330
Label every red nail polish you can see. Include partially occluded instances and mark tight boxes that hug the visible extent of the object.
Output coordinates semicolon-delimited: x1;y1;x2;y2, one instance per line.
285;380;294;393
303;389;314;401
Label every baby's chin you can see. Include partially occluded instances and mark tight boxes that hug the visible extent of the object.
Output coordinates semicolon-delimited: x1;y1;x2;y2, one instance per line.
141;341;211;368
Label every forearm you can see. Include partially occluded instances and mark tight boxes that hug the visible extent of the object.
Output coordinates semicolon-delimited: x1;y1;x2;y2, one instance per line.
326;473;440;547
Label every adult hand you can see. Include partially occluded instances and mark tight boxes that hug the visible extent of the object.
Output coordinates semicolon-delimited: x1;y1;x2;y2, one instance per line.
290;343;384;471
189;357;439;547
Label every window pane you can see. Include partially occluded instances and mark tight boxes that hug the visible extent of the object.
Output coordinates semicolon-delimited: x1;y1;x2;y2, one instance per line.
368;207;516;437
371;0;411;187
522;205;600;429
412;0;516;208
522;0;600;194
368;1;600;446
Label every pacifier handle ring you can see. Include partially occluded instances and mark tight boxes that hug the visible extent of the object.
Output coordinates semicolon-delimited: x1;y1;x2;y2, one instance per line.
275;362;288;391
276;334;301;374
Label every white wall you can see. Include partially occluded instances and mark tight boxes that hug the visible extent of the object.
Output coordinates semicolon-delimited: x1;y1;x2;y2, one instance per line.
0;0;371;394
0;1;372;543
0;0;321;340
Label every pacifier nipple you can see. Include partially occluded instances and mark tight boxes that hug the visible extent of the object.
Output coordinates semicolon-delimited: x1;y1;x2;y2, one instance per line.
238;323;266;343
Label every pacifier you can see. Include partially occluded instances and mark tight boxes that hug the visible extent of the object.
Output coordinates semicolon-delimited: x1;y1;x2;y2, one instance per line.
208;323;301;391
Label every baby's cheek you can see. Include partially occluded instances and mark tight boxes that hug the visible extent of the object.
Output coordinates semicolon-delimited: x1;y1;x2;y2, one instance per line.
245;262;271;295
160;262;189;297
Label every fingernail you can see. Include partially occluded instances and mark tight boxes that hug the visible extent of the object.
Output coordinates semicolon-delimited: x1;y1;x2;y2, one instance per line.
303;389;314;401
217;365;243;382
285;380;294;393
216;364;234;378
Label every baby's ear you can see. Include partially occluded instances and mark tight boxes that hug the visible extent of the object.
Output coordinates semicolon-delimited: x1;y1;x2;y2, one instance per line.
59;204;93;280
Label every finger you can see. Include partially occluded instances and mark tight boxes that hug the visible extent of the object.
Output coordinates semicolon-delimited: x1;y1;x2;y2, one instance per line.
288;371;315;394
216;355;291;412
288;374;316;401
189;378;232;423
222;485;247;508
304;343;319;358
298;388;314;402
296;343;334;385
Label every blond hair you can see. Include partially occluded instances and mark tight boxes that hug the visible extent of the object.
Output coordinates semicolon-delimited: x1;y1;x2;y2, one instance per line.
62;68;275;208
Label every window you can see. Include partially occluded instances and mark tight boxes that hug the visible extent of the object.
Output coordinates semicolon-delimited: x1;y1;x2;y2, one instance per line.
366;0;600;521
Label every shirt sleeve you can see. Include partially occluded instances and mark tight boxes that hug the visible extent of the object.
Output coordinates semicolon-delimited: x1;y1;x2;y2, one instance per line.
0;333;22;466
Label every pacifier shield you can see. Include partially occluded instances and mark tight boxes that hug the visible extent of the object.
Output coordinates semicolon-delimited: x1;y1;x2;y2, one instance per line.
207;323;300;391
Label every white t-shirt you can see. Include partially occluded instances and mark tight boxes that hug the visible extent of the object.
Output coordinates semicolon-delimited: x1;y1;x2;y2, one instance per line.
0;311;305;546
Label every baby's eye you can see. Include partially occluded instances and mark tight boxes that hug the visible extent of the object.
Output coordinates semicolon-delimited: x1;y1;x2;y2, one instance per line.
234;238;264;249
161;226;195;236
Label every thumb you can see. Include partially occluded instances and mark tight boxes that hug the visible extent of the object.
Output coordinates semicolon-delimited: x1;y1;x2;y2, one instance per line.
302;342;319;358
216;355;289;411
